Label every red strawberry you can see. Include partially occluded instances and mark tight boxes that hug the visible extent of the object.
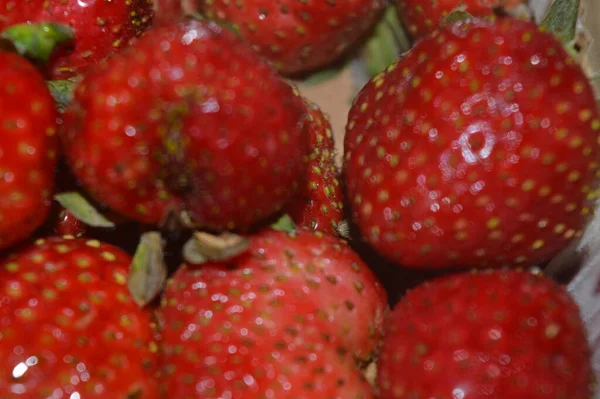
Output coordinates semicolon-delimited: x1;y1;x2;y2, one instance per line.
343;17;600;269
61;20;309;232
159;265;375;398
163;228;387;362
0;236;160;397
396;0;525;39
285;100;345;236
0;0;153;79
378;269;593;398
52;207;86;237
0;51;58;251
194;0;387;75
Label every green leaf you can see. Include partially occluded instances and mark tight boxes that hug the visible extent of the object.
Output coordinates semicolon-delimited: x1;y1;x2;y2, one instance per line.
1;22;74;63
47;79;77;113
540;0;580;46
271;214;296;233
182;232;250;265
363;6;412;78
128;232;168;307
54;192;115;228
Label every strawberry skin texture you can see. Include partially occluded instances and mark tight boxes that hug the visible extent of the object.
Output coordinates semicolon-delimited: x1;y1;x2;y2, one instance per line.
62;20;309;231
344;18;600;269
396;0;524;39
162;228;387;362
378;269;593;398
285;100;345;236
0;51;57;250
159;265;375;398
0;0;153;79
196;0;386;75
0;236;159;397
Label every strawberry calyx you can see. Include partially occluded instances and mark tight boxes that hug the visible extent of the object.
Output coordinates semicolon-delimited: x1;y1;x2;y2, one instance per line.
0;22;74;64
128;231;168;307
47;79;77;113
182;231;250;265
270;214;297;234
54;192;116;229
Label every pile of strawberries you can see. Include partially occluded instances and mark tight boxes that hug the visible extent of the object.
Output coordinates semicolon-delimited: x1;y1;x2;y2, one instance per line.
0;0;598;397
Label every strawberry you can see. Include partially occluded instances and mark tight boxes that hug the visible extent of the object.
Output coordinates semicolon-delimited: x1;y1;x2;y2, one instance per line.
285;100;345;236
158;227;387;395
0;236;160;397
343;17;600;269
396;0;525;39
0;51;57;251
377;269;593;398
159;265;375;398
61;20;309;232
194;0;387;75
0;0;153;79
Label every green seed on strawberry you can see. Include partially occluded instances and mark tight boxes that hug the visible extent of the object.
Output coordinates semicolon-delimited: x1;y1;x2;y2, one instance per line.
0;236;160;397
378;269;593;398
0;51;58;250
343;17;600;269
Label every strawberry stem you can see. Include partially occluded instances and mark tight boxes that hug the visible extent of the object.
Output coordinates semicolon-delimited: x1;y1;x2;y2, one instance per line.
182;231;250;264
0;22;74;64
128;232;168;307
54;192;116;228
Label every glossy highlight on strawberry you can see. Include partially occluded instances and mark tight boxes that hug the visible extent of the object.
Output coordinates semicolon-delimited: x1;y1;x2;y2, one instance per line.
0;0;153;79
0;51;57;250
61;19;309;232
0;236;160;397
344;17;600;269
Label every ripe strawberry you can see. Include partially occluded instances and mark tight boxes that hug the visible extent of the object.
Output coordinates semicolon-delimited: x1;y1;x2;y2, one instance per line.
378;269;593;398
61;20;309;232
194;0;387;75
52;207;86;237
0;51;58;251
0;236;160;397
159;265;375;398
162;228;387;362
343;17;600;269
396;0;525;39
0;0;153;79
285;100;345;236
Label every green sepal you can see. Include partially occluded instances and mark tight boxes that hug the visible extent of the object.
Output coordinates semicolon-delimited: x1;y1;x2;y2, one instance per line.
54;192;115;228
47;79;77;113
128;232;168;307
1;22;74;64
182;232;250;265
362;6;412;78
539;0;580;47
271;214;296;234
